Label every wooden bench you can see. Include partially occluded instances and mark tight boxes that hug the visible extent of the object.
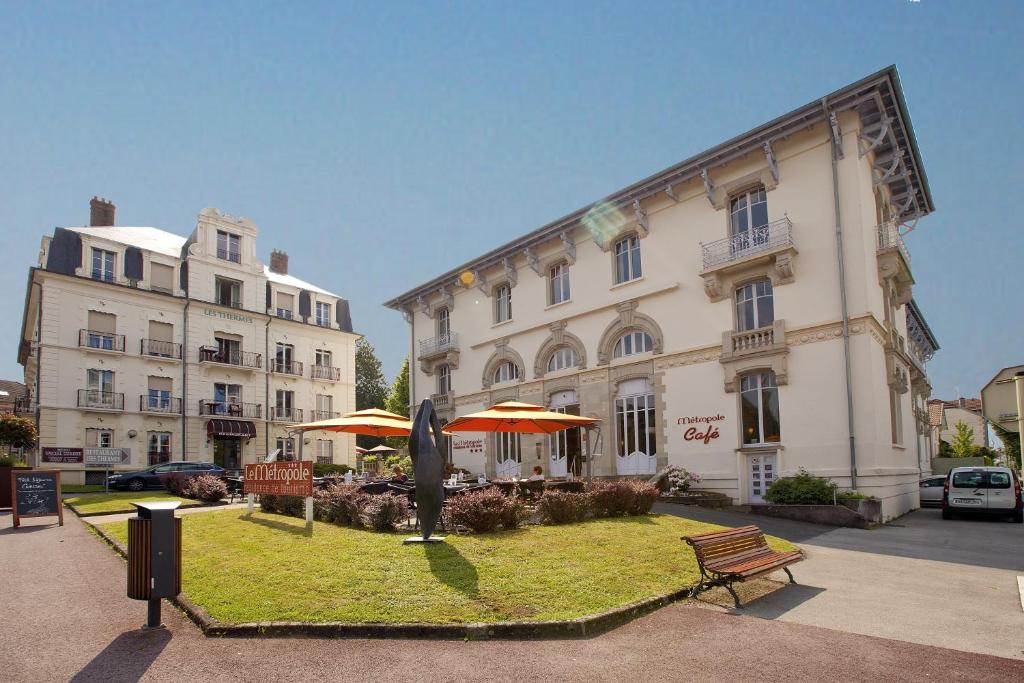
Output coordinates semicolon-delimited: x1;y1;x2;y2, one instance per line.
682;525;802;608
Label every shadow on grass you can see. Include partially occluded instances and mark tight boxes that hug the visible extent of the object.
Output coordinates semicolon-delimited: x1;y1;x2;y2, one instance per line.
238;513;313;537
423;543;479;598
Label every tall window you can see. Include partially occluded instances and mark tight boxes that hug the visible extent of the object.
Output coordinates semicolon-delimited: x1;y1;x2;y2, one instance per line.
275;437;295;460
213;383;241;414
148;432;171;465
493;360;519;384
317;439;334;464
612;331;653;358
437;364;452;394
315;301;332;327
547;347;578;372
275;343;294;373
86;428;114;449
215;277;241;308
729;186;769;252
735;280;774;332
275;390;295;420
436;307;450;338
215;336;241;364
495;432;521;477
86;369;115;406
614;236;642;284
315;393;333;419
216;230;241;263
315;349;333;367
494;284;512;323
740;372;781;445
890;390;903;445
615;383;656;467
147;376;173;411
549;262;571;304
91;248;116;282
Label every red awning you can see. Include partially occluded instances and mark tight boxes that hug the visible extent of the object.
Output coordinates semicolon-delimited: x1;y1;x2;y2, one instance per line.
206;420;257;438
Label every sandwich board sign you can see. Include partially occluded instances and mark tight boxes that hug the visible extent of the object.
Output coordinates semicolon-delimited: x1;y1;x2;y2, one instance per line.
11;470;63;528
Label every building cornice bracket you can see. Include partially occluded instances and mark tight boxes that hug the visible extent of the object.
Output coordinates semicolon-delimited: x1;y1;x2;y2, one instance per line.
559;231;576;265
473;269;489;295
665;184;679;203
858;114;891;158
502;257;518;288
523;247;541;275
416;295;431;318
763;141;779;183
400;306;413;324
700;169;715;206
439;285;455;312
633;200;650;238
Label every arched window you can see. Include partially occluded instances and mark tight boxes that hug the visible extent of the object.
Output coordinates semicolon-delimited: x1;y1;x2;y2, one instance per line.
437;364;452;395
547;347;578;372
740;372;780;445
729;186;769;254
612;331;653;359
549;262;571;305
735;279;774;332
493;360;519;384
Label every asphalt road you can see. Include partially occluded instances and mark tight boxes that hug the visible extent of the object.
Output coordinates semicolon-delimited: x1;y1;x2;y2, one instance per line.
655;503;1024;659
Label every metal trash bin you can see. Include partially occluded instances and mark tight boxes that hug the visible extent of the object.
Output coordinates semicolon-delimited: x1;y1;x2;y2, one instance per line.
127;501;182;628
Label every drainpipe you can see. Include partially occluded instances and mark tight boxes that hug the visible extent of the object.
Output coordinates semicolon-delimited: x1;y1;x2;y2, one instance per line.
265;316;271;461
408;308;416;411
182;298;190;462
824;98;858;490
32;279;43;468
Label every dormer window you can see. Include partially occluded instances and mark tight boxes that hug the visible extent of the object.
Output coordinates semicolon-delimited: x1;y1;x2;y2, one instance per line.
216;230;241;263
315;301;332;327
91;248;116;282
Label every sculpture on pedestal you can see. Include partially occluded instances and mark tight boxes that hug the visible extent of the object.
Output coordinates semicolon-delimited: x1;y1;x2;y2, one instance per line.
406;398;445;542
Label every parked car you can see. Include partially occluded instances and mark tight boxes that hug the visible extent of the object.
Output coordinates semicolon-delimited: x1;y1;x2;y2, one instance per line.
918;475;946;507
942;466;1023;523
107;462;225;492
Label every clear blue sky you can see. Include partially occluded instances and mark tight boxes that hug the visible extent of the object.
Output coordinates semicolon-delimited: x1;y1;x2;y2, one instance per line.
1;1;1021;401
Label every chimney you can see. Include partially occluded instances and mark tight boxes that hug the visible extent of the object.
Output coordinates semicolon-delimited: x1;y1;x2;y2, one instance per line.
269;249;289;275
89;196;116;226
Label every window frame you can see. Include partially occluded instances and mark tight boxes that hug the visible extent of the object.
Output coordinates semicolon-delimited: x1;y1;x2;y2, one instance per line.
148;431;172;465
613;235;642;284
735;279;775;332
494;283;512;323
91;248;117;282
612;331;653;359
315;301;332;327
436;307;451;338
740;372;781;446
214;276;242;308
492;360;519;384
549;262;571;305
437;363;452;395
547;346;578;373
216;230;241;263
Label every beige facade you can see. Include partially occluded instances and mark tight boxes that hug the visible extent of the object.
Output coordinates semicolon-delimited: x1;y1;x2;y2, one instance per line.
386;67;940;520
928;398;989;453
19;206;357;484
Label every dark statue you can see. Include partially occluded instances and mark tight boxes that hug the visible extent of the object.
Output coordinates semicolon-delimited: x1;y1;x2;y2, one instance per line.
408;398;445;541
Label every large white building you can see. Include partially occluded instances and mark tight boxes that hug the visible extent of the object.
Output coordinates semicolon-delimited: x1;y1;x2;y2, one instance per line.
386;67;940;520
18;199;358;484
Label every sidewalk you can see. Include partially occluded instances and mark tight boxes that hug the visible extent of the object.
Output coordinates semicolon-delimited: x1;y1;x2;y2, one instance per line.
80;501;249;524
2;510;1022;682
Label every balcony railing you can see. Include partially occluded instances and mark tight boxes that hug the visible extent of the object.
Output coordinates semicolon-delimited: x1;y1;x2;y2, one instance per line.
198;400;262;418
419;332;459;358
270;407;303;422
272;360;304;376
216;248;241;263
78;389;124;410
701;217;794;271
311;410;340;421
431;393;451;410
198;347;262;369
14;397;35;413
877;221;911;266
276;308;294;320
141;339;182;359
730;326;775;354
311;365;341;381
140;395;182;414
79;329;126;352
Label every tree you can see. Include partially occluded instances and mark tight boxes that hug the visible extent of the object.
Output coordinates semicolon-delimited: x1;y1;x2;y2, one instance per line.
937;439;954;458
950;420;976;457
354;339;388;449
992;423;1021;470
385;357;410;418
0;412;37;455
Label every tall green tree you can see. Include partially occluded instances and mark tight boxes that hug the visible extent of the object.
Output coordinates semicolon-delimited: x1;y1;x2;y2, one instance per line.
354;339;388;449
0;412;37;455
950;420;976;458
385;357;411;418
992;423;1021;470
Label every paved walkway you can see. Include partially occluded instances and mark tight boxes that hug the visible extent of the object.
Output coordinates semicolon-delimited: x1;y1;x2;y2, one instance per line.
81;501;250;524
2;511;1022;682
655;503;1024;660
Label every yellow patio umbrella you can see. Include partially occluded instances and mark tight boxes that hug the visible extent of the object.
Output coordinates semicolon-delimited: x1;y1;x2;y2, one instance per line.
292;408;414;437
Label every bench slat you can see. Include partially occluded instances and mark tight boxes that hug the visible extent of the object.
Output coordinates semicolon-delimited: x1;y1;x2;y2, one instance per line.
714;552;802;577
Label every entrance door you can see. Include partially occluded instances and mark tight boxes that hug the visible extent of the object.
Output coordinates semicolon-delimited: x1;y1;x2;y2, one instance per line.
213;437;242;470
615;379;657;476
548;390;581;478
495;432;521;478
748;453;776;503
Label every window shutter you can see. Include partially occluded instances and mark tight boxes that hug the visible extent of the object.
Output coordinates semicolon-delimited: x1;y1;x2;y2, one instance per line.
151;263;174;292
124;247;144;280
336;298;353;332
298;290;311;320
87;310;116;334
148;376;173;392
148;320;173;342
277;292;294;311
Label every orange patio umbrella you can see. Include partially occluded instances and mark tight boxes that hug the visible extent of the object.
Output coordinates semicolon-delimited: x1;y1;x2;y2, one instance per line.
292;408;414;437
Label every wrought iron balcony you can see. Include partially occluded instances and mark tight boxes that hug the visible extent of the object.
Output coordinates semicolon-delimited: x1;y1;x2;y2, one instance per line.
311;365;341;381
198;400;262;418
79;329;125;352
312;410;340;420
198;347;262;369
141;339;182;359
270;407;303;422
78;389;124;410
701;217;794;271
276;308;294;320
272;360;304;376
877;221;910;266
216;247;241;263
418;332;459;359
140;395;183;414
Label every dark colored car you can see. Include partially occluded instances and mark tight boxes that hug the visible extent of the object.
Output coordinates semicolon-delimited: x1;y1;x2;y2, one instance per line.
107;462;225;492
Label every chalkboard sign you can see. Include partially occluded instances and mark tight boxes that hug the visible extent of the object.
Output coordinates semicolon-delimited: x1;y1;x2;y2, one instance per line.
11;470;63;528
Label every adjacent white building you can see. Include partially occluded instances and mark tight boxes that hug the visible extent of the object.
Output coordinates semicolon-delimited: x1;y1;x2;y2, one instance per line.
18;199;358;484
385;67;940;520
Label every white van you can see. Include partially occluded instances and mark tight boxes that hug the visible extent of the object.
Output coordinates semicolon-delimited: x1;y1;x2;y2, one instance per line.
942;466;1022;523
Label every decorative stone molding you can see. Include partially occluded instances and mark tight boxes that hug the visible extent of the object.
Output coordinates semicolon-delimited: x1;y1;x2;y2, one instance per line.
502;257;518;288
596;301;665;366
703;167;779;210
611;360;654;388
523;247;541;275
722;353;788;394
481;339;526;389
559;231;576;265
720;320;789;393
876;251;912;306
489;386;520;404
543;374;579;399
533;321;587;378
699;222;797;303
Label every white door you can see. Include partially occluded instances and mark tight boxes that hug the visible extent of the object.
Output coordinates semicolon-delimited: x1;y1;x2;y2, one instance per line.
748;453;776;503
987;470;1015;511
495;433;521;479
548;391;578;478
614;381;657;476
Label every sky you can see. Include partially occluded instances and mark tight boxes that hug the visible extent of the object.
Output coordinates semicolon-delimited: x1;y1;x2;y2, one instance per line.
1;1;1021;403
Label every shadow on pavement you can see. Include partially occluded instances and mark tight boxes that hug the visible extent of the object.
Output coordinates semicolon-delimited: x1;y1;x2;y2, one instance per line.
736;584;827;620
70;628;171;683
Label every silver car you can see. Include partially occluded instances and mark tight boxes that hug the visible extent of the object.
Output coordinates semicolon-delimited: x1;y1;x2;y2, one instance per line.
919;475;946;507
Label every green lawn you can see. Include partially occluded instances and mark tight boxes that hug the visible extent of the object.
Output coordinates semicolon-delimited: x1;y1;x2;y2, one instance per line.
99;510;796;624
61;484;107;494
65;491;193;515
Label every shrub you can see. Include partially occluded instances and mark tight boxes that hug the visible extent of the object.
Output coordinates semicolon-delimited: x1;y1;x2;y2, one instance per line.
313;463;353;478
446;488;523;533
313;484;368;526
163;473;190;496
181;474;228;503
764;469;838;505
836;490;875;501
359;492;409;531
664;466;701;494
626;481;659;515
586;481;635;517
537;490;590;525
0;455;28;467
260;494;306;517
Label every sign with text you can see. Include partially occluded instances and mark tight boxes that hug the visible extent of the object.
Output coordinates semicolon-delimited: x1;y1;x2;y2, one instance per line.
244;461;313;497
84;448;131;467
42;447;84;464
677;414;726;445
12;470;63;527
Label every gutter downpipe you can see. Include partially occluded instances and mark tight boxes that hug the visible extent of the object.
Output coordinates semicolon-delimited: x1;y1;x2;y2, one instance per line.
182;298;190;461
33;278;42;468
266;316;272;461
825;97;858;490
408;309;416;414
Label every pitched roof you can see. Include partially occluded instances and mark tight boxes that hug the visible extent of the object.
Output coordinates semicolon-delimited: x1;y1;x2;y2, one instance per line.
65;226;187;257
0;379;27;399
927;401;945;427
263;265;340;298
927;398;984;427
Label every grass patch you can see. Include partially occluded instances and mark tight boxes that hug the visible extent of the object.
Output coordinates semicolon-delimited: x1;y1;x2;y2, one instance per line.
61;484;107;494
99;510;796;624
65;491;192;515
